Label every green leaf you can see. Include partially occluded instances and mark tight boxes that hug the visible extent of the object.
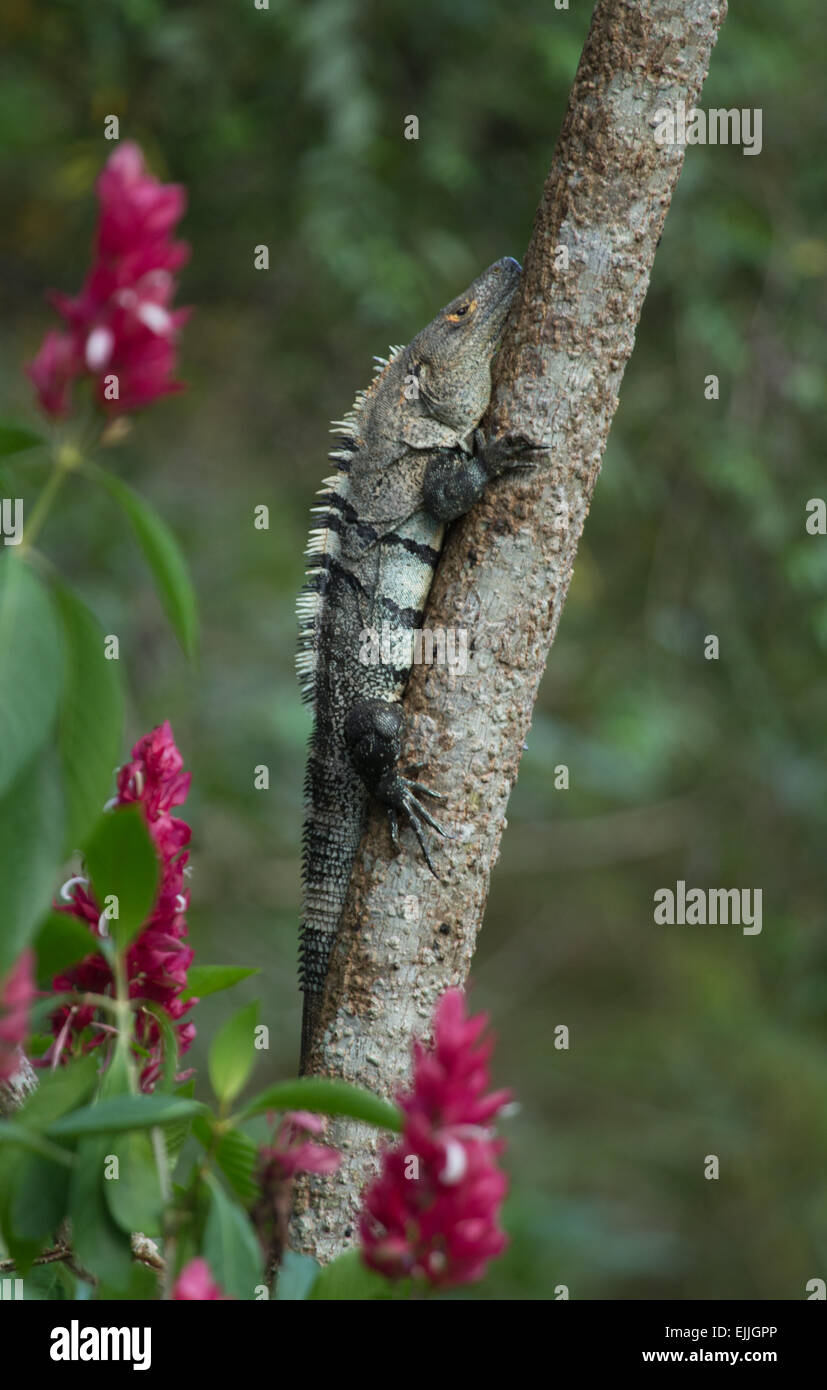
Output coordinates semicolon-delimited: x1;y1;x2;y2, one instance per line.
0;556;62;797
203;1173;263;1300
0;1144;36;1271
17;1055;99;1129
83;803;159;949
96;1263;159;1301
0;1227;41;1279
47;1093;206;1139
0;421;45;457
164;1080;196;1172
10;1154;71;1246
193;1119;260;1206
0;464;17;498
182;965;260;1002
91;1015;164;1235
308;1248;396;1301
52;584;124;853
70;1134;134;1291
238;1077;403;1133
33;911;97;987
208;1000;260;1105
215;1128;260;1206
142;1001;179;1092
275;1250;321;1301
0;1120;75;1166
0;751;63;974
23;1261;80;1301
90;468;198;658
168;1175;211;1279
104;1129;163;1237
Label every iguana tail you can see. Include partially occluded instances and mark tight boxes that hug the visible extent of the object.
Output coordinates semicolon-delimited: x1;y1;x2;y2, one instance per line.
298;735;367;1070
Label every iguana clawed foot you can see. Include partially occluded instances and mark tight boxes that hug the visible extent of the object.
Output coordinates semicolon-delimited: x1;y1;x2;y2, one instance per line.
422;433;548;524
381;774;449;879
344;697;450;877
474;428;550;477
380;778;447;872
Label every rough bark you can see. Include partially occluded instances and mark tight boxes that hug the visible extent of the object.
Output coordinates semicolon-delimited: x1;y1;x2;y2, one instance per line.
291;0;728;1262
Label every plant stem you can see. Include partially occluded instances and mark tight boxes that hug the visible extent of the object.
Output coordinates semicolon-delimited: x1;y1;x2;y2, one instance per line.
18;443;82;554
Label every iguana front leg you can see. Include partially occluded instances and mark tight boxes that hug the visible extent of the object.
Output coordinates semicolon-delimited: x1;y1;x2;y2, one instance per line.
422;450;489;523
423;432;546;523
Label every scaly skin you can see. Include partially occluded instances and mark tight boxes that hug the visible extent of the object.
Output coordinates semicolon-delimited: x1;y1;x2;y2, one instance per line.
296;257;522;1068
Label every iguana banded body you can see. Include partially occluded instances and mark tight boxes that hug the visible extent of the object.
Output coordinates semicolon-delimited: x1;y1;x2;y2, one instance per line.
297;257;521;1067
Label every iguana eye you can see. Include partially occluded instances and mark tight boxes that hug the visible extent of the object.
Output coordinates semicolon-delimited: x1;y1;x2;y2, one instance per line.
445;298;476;323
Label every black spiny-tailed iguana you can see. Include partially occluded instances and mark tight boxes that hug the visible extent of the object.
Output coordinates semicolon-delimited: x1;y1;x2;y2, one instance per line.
297;257;523;1067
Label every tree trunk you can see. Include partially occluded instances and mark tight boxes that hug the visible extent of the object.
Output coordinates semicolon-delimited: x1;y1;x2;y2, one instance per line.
291;0;728;1263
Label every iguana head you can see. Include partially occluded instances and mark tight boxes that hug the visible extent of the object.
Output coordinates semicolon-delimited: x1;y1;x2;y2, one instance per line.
410;257;521;433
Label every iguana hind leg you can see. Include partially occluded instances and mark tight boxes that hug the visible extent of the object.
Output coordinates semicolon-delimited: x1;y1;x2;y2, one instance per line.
344;696;448;877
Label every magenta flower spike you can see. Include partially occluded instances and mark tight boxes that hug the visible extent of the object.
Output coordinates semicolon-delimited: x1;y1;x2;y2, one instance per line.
26;142;190;418
360;987;512;1288
0;950;35;1084
48;721;197;1090
172;1258;226;1301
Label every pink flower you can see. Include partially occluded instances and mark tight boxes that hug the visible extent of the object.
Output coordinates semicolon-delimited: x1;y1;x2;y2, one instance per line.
116;720;191;818
359;988;511;1288
0;950;35;1083
252;1112;340;1266
172;1258;226;1301
96;141;187;263
260;1111;341;1180
26;330;78;419
46;722;197;1090
26;142;189;418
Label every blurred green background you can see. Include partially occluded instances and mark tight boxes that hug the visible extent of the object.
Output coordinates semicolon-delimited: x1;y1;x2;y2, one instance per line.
2;0;826;1299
